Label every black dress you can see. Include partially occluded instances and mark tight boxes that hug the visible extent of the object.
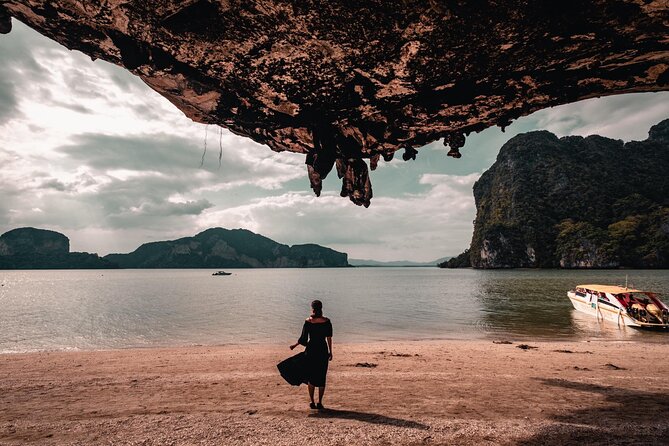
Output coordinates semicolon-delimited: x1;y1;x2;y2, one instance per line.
277;318;333;387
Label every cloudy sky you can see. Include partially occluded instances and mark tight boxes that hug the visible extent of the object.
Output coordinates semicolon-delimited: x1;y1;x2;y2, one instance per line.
1;20;668;262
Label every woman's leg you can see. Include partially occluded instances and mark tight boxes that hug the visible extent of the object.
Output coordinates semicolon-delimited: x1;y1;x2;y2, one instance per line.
318;386;325;404
308;384;315;403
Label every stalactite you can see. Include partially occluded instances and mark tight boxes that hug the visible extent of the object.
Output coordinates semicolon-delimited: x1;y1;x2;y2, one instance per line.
306;165;322;196
402;147;418;161
335;158;346;179
306;124;338;197
382;151;395;162
0;6;11;34
218;127;223;169
200;124;208;168
497;117;513;133
312;126;337;179
444;132;465;158
370;153;380;171
338;158;372;208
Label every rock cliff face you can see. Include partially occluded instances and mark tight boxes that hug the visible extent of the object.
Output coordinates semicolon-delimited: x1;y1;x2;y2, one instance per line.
104;227;349;268
0;227;115;269
467;119;669;268
2;1;668;206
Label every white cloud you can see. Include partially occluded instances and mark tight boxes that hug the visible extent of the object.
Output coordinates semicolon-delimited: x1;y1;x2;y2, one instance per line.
137;199;214;216
196;172;480;261
529;92;669;141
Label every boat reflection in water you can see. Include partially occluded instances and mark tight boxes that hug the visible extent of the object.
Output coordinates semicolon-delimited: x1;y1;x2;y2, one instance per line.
569;310;639;340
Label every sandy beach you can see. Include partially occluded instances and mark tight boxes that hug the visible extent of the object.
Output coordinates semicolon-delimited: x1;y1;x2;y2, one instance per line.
1;339;668;445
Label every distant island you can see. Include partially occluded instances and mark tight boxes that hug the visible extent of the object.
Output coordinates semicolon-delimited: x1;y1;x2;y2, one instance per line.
349;257;450;267
0;228;116;269
441;118;669;269
105;228;349;268
0;227;349;269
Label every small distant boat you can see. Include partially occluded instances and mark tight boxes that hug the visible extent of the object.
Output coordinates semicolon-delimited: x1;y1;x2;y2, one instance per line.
567;284;669;329
212;271;232;276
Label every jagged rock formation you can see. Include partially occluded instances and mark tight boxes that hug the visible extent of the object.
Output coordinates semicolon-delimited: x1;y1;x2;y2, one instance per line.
0;227;116;269
0;5;11;34
104;227;349;268
460;119;669;269
2;1;668;206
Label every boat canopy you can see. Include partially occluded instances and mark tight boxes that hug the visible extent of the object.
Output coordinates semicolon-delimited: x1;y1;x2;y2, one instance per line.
576;284;646;294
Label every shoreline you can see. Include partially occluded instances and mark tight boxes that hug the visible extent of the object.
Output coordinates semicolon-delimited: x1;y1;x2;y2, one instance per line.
1;339;668;445
2;331;668;356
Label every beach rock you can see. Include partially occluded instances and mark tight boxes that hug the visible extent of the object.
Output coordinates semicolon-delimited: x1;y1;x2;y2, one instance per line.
353;362;378;368
603;363;626;370
460;119;669;268
2;1;669;206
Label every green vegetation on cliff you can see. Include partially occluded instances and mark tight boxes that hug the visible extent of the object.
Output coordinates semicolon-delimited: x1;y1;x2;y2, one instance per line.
452;119;669;269
438;249;471;268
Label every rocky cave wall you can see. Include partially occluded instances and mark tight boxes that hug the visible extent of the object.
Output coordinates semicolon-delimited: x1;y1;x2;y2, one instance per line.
1;0;668;206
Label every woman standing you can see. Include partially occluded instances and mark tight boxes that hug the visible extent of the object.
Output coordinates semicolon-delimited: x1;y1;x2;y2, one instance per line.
289;300;333;410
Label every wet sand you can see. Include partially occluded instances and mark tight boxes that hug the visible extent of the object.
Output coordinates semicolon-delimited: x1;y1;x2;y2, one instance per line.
1;339;668;445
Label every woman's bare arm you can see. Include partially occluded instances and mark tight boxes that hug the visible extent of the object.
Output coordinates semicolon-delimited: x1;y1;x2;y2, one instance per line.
290;321;309;350
327;336;332;360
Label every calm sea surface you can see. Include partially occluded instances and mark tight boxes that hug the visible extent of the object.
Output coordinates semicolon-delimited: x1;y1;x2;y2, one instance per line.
1;268;668;353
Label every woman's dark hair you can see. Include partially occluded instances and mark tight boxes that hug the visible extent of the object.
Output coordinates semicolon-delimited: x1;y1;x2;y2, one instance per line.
311;300;323;318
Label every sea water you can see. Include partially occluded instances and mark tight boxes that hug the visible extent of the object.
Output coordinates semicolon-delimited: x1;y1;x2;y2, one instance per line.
1;268;668;353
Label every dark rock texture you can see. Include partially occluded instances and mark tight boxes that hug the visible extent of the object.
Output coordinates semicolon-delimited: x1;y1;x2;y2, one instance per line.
0;4;11;34
3;1;669;206
104;227;349;268
0;227;116;269
466;119;669;268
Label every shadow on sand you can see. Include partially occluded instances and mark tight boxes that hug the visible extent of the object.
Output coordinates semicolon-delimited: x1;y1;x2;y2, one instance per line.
308;408;429;430
517;378;669;446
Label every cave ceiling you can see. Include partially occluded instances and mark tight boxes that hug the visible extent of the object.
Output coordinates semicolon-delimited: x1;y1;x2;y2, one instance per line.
1;0;668;206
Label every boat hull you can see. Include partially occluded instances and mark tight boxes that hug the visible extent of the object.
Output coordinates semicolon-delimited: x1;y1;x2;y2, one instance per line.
567;292;638;327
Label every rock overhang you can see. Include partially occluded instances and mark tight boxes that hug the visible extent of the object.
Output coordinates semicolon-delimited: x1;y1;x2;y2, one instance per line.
1;0;668;206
